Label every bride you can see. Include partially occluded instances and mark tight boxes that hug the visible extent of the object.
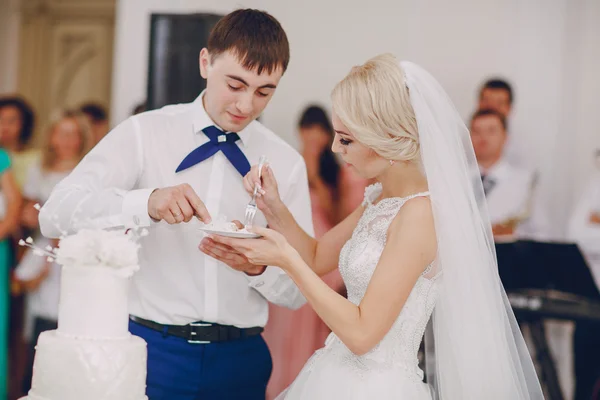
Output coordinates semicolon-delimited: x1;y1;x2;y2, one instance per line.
201;54;544;399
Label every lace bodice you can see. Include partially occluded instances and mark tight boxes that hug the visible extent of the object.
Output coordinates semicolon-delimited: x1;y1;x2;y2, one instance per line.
324;183;440;381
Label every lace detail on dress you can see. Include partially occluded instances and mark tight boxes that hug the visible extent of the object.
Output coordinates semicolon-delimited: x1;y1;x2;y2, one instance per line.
361;183;383;206
328;182;438;380
278;184;439;399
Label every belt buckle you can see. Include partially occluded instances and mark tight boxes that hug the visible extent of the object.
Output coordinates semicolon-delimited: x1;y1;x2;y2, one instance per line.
187;322;212;344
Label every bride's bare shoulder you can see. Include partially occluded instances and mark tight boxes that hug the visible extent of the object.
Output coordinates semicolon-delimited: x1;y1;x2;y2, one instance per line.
386;196;437;267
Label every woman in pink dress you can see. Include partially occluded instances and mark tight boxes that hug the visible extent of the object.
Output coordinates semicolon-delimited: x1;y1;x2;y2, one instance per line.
264;105;369;399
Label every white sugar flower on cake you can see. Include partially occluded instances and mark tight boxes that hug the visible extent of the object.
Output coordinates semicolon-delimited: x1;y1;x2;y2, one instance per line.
56;229;140;273
20;227;144;279
57;229;140;265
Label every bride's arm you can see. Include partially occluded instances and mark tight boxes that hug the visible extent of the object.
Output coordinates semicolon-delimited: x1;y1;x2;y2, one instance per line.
245;164;363;276
266;199;363;276
226;197;436;355
201;164;363;277
289;198;436;355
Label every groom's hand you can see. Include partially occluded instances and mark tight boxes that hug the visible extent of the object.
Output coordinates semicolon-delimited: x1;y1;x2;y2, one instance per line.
148;184;211;224
199;237;267;276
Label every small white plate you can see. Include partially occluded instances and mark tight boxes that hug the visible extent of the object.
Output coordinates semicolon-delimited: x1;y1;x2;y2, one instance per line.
199;227;261;239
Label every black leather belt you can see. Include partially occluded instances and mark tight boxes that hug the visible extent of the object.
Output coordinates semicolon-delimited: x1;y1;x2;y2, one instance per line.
130;315;263;344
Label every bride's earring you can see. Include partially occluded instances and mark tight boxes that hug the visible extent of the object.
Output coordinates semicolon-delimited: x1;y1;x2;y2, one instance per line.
389;160;395;166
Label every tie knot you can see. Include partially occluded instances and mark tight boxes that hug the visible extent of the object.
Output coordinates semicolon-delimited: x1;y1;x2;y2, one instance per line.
203;126;240;145
481;174;496;196
176;125;250;175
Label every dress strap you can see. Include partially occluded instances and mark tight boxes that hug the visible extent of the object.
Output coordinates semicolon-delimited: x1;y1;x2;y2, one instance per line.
401;191;430;202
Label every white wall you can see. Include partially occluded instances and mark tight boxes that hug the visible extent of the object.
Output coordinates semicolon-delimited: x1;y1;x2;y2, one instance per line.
112;0;600;238
0;0;21;93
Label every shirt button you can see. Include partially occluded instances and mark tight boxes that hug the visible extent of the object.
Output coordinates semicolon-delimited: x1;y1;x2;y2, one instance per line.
255;281;265;288
133;215;140;225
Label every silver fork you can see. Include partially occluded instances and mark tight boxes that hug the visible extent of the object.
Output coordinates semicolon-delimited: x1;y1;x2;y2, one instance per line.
244;155;267;227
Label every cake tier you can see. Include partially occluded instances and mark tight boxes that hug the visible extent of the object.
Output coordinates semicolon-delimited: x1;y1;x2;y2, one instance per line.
58;265;131;338
26;330;147;400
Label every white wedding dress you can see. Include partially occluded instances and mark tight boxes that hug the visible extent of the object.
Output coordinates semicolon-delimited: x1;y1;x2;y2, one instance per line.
278;183;440;399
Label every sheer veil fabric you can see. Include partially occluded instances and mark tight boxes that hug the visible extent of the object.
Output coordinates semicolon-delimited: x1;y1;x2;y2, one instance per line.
401;61;544;399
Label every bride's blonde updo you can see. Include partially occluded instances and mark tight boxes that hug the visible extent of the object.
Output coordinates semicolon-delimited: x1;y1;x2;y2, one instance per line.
331;53;419;162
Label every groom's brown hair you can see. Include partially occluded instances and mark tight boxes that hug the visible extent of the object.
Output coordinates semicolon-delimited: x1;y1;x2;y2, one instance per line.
207;9;290;75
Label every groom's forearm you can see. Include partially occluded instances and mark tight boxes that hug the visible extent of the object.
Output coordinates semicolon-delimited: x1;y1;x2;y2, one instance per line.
39;117;148;237
247;265;307;310
40;185;153;237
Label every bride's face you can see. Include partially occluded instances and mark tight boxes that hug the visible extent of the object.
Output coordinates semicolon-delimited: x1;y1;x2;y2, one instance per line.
331;112;389;179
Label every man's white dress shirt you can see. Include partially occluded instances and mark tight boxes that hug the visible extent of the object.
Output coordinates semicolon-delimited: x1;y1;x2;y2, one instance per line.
39;93;314;328
480;158;550;240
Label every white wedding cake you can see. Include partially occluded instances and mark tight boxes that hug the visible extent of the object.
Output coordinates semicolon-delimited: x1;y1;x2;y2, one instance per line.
21;229;148;400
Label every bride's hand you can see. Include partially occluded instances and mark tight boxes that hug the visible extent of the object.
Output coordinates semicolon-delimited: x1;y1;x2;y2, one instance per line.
207;226;299;271
243;164;283;217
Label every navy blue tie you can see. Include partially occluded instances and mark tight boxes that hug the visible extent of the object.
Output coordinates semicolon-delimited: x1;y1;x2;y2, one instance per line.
176;126;250;176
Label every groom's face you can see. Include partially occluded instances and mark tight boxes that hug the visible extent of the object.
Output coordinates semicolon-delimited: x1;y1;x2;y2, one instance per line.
200;49;283;133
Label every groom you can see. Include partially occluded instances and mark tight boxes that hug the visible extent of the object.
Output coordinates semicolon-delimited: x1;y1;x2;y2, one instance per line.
39;9;313;400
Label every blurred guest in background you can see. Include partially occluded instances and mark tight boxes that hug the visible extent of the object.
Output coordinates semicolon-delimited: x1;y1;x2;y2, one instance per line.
13;110;92;394
0;144;22;399
264;105;370;399
470;108;549;240
477;79;526;167
478;78;513;119
0;96;39;190
0;96;36;398
79;102;109;145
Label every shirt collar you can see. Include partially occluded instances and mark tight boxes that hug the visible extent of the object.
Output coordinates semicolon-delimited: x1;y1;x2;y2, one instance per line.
479;157;511;181
191;90;253;147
